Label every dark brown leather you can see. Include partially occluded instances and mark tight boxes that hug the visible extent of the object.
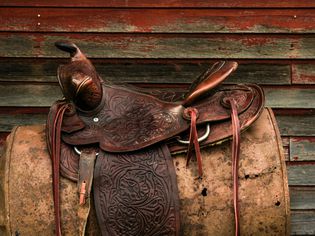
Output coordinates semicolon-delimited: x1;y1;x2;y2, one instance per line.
55;41;103;111
55;83;255;152
229;98;241;236
93;144;180;236
183;61;238;106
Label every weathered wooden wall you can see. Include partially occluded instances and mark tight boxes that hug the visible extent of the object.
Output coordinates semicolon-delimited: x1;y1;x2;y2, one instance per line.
0;1;314;235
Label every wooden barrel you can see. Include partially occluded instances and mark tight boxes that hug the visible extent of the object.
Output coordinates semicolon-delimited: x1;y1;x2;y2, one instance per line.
0;108;290;235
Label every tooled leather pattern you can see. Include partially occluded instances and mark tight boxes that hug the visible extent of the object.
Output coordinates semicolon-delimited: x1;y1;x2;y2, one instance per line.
93;144;179;236
62;85;185;151
61;84;255;152
58;84;264;180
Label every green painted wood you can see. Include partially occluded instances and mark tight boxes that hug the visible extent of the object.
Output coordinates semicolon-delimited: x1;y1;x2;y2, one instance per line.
292;64;315;84
291;211;315;235
290;187;315;210
0;60;291;85
290;137;315;161
0;84;312;109
2;8;315;33
1;0;315;7
264;88;315;109
276;115;315;136
287;165;315;186
1;33;315;59
0;114;46;132
0;84;62;107
282;137;290;161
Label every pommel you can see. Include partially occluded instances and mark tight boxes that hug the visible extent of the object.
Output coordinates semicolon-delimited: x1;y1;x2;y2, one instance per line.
55;41;103;112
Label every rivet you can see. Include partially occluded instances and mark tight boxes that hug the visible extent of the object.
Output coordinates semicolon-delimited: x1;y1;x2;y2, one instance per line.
37;22;41;26
293;15;297;19
37;14;41;18
93;117;99;122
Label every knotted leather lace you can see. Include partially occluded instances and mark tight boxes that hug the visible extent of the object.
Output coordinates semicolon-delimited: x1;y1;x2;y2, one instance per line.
229;99;241;236
185;108;203;177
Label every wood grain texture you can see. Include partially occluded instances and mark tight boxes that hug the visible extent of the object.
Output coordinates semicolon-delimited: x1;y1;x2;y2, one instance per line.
0;84;62;107
290;137;315;161
292;64;315;84
1;33;315;59
282;137;290;161
0;84;312;108
264;87;315;109
276;114;315;136
290;187;315;210
287;165;315;186
0;114;46;132
291;211;315;235
0;59;291;84
2;8;315;33
1;0;315;7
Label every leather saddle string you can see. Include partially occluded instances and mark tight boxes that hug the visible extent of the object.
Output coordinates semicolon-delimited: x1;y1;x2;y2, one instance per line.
229;99;241;236
186;108;203;177
51;103;68;236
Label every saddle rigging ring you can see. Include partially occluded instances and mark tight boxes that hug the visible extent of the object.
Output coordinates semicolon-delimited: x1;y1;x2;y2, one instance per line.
74;146;99;156
176;123;210;144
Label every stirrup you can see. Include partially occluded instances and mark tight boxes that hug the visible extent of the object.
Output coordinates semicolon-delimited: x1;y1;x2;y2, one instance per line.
74;146;99;156
176;123;210;144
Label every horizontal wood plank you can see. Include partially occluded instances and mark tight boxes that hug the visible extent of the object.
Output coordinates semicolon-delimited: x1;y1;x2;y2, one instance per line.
282;137;290;161
0;114;46;132
1;33;315;59
2;8;315;33
291;211;315;235
287;165;315;186
0;84;312;108
1;0;315;7
264;87;315;109
290;137;315;161
0;84;62;107
292;64;315;84
276;114;315;136
290;187;315;210
0;59;291;85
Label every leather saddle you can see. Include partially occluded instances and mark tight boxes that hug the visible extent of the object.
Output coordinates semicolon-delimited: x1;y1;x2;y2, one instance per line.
46;41;264;236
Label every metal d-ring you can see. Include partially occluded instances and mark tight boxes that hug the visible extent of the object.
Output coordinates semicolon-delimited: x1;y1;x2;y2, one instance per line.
74;146;99;156
176;123;210;144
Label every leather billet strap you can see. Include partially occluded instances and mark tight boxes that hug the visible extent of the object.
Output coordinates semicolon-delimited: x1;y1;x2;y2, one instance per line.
93;144;180;236
183;107;203;177
77;149;97;236
229;99;241;236
46;101;69;236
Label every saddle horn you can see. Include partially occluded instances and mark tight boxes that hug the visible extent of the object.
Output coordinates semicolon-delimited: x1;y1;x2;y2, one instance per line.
55;41;103;112
183;61;238;106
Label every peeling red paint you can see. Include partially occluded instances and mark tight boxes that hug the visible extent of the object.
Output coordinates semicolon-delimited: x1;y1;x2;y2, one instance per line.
292;64;315;84
1;8;315;33
1;0;315;7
